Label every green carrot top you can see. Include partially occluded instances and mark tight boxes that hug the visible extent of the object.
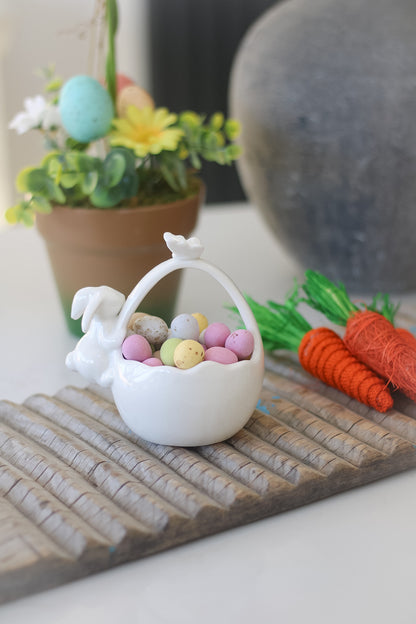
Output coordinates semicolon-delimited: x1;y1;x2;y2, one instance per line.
300;270;400;326
232;296;312;352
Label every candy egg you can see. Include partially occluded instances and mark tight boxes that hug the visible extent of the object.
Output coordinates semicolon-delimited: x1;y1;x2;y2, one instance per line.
131;314;169;349
143;357;164;367
225;329;255;360
205;346;238;365
59;75;114;142
173;340;205;369
192;312;209;334
116;85;155;117
170;313;200;341
204;322;231;348
160;338;183;366
127;312;149;334
122;334;152;362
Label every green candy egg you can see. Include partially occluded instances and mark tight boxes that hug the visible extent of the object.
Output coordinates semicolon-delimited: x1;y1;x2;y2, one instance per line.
160;338;183;366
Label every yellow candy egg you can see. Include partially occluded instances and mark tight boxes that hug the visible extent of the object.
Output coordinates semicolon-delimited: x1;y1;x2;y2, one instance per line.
192;312;209;333
116;85;155;117
173;340;205;369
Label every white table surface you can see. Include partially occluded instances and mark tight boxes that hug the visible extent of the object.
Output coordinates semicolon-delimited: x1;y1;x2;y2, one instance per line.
1;203;416;624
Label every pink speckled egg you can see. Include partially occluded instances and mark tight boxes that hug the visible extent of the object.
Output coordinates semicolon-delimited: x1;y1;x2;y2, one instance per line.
204;346;238;365
225;329;255;360
122;334;152;362
143;357;164;367
204;322;231;348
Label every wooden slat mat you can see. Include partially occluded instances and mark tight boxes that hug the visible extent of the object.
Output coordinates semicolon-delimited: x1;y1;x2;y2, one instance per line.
2;355;416;604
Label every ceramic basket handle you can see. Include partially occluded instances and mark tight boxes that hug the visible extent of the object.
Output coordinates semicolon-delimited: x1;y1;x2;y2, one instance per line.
113;233;261;349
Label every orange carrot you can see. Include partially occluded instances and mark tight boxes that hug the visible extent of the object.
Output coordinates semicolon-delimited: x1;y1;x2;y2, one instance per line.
344;311;416;401
243;297;393;412
301;271;416;402
395;327;416;349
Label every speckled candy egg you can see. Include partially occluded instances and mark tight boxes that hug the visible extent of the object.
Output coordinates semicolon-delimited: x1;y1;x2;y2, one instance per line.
173;340;205;369
131;314;169;349
225;329;255;360
192;312;209;334
170;313;200;341
122;334;152;362
127;312;148;335
59;75;114;142
204;346;238;365
204;322;231;348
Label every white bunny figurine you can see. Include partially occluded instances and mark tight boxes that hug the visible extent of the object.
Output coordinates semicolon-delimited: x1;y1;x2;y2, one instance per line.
65;285;126;386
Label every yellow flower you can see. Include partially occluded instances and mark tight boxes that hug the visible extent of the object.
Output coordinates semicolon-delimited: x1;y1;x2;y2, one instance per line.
110;106;183;157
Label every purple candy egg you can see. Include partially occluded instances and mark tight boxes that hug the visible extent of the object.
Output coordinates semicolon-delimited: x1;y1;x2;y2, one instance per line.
204;322;231;348
122;334;152;362
225;329;255;360
204;346;238;365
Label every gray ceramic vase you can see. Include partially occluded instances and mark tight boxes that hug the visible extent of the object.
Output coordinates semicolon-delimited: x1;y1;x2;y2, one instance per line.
230;0;416;293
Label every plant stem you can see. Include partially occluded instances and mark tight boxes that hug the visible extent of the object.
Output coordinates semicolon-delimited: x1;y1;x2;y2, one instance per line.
105;0;118;108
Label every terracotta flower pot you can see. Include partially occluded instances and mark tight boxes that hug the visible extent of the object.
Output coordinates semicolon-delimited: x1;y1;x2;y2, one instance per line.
36;182;205;336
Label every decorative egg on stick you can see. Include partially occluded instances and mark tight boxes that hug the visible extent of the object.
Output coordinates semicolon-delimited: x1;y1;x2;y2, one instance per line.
59;75;114;143
116;84;155;117
116;73;135;92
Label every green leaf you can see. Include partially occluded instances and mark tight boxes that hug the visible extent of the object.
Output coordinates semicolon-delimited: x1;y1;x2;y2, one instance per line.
5;204;20;224
21;210;35;227
60;172;80;189
209;112;224;130
65;152;99;173
189;151;201;169
65;137;89;151
30;196;52;214
225;144;242;161
21;169;58;200
15;167;37;193
224;119;241;140
203;132;220;151
159;162;180;192
45;77;63;92
103;151;126;187
46;158;63;183
81;170;99;195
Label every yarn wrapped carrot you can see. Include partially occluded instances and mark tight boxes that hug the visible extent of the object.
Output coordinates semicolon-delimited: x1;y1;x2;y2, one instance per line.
366;292;416;348
300;271;416;402
243;297;393;412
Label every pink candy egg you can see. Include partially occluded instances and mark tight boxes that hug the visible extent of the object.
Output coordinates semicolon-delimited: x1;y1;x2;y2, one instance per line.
204;346;238;365
122;334;152;361
225;330;255;360
143;357;164;367
204;322;231;348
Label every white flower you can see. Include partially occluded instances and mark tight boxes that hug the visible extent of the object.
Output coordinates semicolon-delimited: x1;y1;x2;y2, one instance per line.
9;95;61;134
41;103;61;130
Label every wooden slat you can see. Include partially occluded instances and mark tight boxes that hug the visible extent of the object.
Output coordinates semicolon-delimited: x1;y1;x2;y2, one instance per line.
2;343;416;604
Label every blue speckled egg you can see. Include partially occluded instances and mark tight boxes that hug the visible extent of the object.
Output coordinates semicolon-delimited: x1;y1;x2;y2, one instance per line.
59;75;114;142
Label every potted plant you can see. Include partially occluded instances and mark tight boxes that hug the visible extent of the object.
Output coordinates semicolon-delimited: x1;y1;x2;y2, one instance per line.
6;0;241;336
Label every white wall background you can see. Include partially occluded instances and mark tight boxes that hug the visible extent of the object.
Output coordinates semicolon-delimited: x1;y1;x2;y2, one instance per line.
0;0;150;226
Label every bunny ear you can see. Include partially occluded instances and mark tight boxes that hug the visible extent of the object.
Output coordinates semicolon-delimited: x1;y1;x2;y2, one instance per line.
71;287;104;333
71;287;95;320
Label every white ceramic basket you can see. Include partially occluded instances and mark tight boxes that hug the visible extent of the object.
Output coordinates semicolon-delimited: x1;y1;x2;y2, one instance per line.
66;232;264;446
